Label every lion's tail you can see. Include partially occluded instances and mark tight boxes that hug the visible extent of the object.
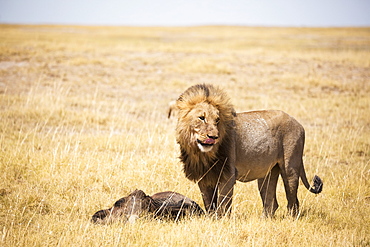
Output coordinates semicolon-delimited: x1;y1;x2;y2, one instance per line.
300;167;323;194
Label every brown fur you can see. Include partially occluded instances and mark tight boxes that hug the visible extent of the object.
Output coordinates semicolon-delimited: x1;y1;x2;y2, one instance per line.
175;84;323;217
91;190;204;224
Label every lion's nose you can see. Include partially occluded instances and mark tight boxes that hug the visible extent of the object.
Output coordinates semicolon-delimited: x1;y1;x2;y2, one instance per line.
207;134;218;140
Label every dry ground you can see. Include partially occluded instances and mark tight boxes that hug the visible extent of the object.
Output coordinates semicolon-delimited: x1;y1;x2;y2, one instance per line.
0;25;370;246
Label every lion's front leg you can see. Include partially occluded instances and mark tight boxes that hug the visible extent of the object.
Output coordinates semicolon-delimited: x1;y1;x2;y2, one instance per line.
217;140;236;217
198;180;218;214
217;172;236;216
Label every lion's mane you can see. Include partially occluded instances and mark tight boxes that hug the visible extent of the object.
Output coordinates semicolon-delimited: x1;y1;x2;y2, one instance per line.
176;84;236;186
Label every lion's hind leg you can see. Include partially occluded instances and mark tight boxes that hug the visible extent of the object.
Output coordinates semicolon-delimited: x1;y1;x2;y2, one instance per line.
258;164;280;217
280;156;302;217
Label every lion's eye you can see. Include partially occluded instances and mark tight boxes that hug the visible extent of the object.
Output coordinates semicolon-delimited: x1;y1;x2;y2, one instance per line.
199;116;205;121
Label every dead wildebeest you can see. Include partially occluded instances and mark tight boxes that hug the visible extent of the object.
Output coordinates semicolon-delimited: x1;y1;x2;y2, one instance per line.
91;189;204;224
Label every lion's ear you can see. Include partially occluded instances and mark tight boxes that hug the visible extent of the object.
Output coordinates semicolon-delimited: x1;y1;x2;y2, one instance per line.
168;100;178;118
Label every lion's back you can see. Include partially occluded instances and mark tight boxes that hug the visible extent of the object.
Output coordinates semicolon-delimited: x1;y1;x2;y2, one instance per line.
235;110;304;139
234;110;305;181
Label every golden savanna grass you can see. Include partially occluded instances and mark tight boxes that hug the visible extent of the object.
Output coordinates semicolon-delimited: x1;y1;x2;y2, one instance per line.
0;25;369;246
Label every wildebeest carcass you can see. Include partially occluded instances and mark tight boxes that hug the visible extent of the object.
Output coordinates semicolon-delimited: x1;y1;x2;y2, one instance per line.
91;189;204;224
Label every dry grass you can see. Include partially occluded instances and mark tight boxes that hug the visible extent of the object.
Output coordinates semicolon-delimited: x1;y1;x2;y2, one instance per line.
0;24;370;246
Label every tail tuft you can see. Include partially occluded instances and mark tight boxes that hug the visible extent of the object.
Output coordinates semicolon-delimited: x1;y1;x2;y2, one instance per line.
309;175;323;194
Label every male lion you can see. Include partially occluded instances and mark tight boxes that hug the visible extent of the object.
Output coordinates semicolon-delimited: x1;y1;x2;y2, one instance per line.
175;84;323;217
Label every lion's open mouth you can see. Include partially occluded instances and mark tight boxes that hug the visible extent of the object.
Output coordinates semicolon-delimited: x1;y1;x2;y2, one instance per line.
197;138;216;152
197;138;216;146
196;139;216;152
198;142;213;147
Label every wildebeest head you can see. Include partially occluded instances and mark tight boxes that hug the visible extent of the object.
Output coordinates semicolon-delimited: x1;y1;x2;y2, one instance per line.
91;189;151;224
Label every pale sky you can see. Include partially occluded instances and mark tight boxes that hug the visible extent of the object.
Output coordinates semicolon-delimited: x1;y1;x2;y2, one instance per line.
0;0;369;27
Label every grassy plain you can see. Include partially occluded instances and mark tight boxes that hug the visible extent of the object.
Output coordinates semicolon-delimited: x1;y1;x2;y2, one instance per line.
0;25;370;246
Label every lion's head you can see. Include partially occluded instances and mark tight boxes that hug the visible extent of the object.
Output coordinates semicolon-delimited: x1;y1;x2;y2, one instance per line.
175;84;236;182
181;101;221;152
